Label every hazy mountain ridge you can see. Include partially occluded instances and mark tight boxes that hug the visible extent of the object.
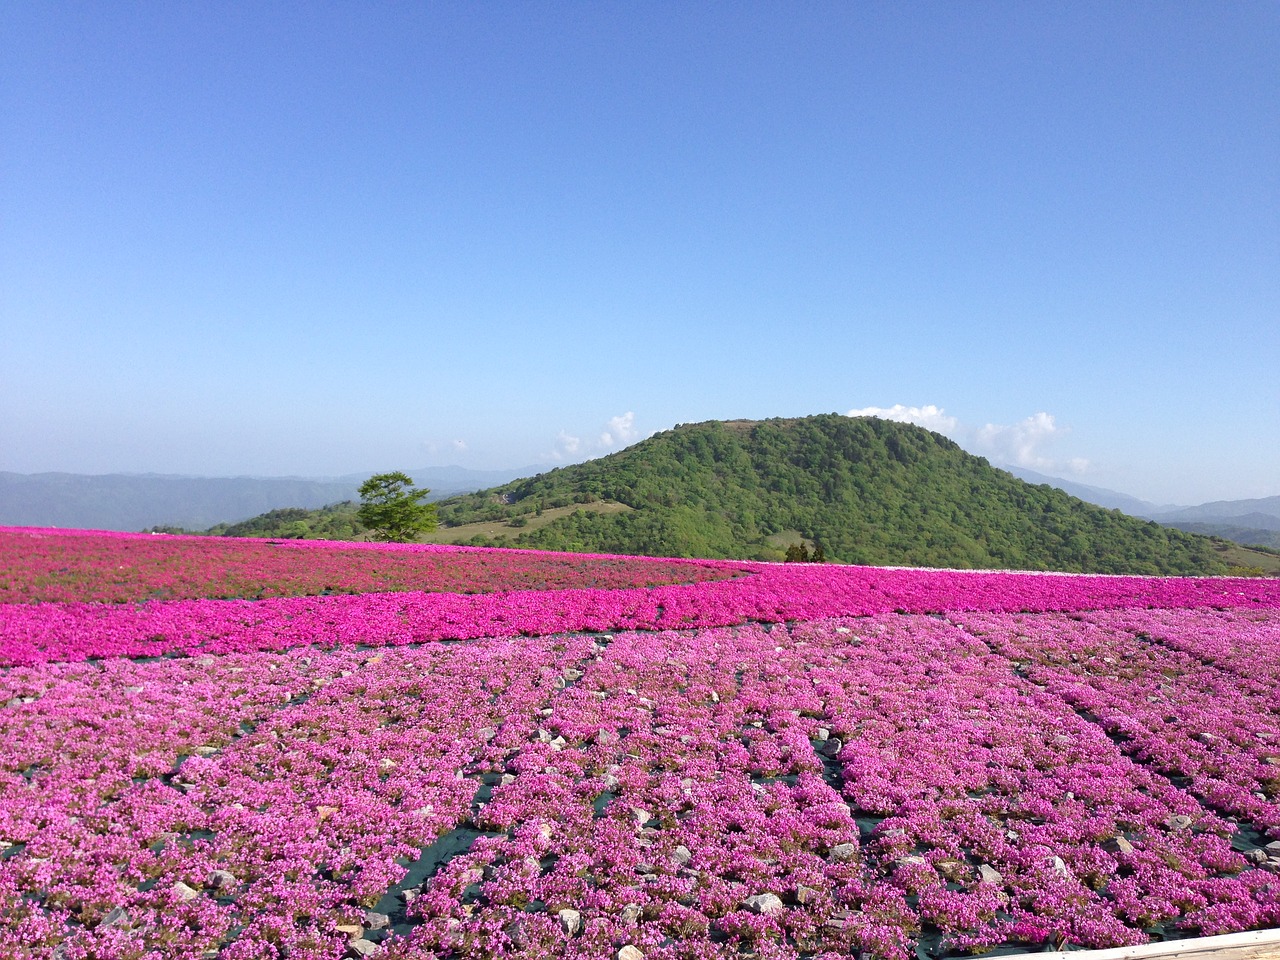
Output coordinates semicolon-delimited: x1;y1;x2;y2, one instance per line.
1158;522;1280;552
1003;467;1177;516
1151;497;1280;528
0;466;534;532
1004;467;1280;551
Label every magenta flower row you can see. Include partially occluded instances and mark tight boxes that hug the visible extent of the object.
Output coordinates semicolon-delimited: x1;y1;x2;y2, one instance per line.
2;533;1278;667
955;610;1280;839
2;612;1278;959
0;527;738;605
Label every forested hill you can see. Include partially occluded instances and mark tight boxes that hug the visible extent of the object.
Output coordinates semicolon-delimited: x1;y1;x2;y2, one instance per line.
436;415;1226;575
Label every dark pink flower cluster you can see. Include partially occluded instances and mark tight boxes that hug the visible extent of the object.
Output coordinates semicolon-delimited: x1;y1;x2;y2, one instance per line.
0;528;738;604
2;528;1279;668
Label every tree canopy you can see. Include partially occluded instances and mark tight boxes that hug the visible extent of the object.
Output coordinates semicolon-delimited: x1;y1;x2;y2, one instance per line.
357;472;437;542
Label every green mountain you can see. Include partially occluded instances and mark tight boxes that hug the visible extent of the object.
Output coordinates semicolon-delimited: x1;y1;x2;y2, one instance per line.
435;415;1226;575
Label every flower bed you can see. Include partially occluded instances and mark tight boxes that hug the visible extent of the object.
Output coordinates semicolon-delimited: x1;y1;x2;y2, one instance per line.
0;528;1278;959
3;529;1279;668
0;528;739;604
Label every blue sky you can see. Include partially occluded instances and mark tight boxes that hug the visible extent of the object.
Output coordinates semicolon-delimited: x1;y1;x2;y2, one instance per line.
2;2;1276;505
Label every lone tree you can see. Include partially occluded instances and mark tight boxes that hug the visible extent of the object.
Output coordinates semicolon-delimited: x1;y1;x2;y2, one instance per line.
357;472;438;542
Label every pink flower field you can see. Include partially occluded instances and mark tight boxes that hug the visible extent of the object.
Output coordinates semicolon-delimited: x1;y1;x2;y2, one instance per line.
2;528;1279;959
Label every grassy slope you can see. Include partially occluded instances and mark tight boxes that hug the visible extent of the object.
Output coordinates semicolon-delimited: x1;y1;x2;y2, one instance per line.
1206;539;1280;576
420;502;633;545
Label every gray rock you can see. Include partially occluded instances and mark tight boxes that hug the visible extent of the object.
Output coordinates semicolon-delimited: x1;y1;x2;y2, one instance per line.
818;737;843;758
364;910;390;930
1265;841;1280;854
99;906;129;929
830;843;857;862
172;881;199;901
207;869;237;890
935;860;967;881
814;727;830;741
558;908;581;936
1164;814;1194;832
978;864;1003;884
504;918;528;948
347;939;378;957
618;946;645;960
1048;855;1072;878
619;903;642;924
672;844;692;866
1102;836;1133;856
795;884;820;905
742;893;784;915
1244;848;1268;864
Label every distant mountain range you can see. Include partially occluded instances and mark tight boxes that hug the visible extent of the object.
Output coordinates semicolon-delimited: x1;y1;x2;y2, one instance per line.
0;466;534;532
1007;467;1280;551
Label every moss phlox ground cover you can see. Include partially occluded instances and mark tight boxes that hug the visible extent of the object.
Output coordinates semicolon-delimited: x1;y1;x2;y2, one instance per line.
0;529;737;604
0;527;1278;959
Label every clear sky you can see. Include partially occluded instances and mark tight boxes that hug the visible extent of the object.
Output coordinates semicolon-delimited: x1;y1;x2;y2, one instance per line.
2;2;1276;506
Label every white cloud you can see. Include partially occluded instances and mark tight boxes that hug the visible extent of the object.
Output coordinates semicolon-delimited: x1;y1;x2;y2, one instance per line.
973;412;1089;473
1065;457;1090;475
421;438;467;458
846;404;959;437
846;403;1091;476
599;412;638;448
548;411;643;461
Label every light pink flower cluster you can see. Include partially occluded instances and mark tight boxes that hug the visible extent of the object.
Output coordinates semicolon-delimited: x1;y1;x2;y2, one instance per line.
956;610;1280;841
3;615;1279;958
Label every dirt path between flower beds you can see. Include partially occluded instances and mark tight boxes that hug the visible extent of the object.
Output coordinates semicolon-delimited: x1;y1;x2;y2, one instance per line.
1001;927;1280;958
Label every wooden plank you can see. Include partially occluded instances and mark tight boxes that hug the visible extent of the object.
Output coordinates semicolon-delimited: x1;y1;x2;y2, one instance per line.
995;928;1280;960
